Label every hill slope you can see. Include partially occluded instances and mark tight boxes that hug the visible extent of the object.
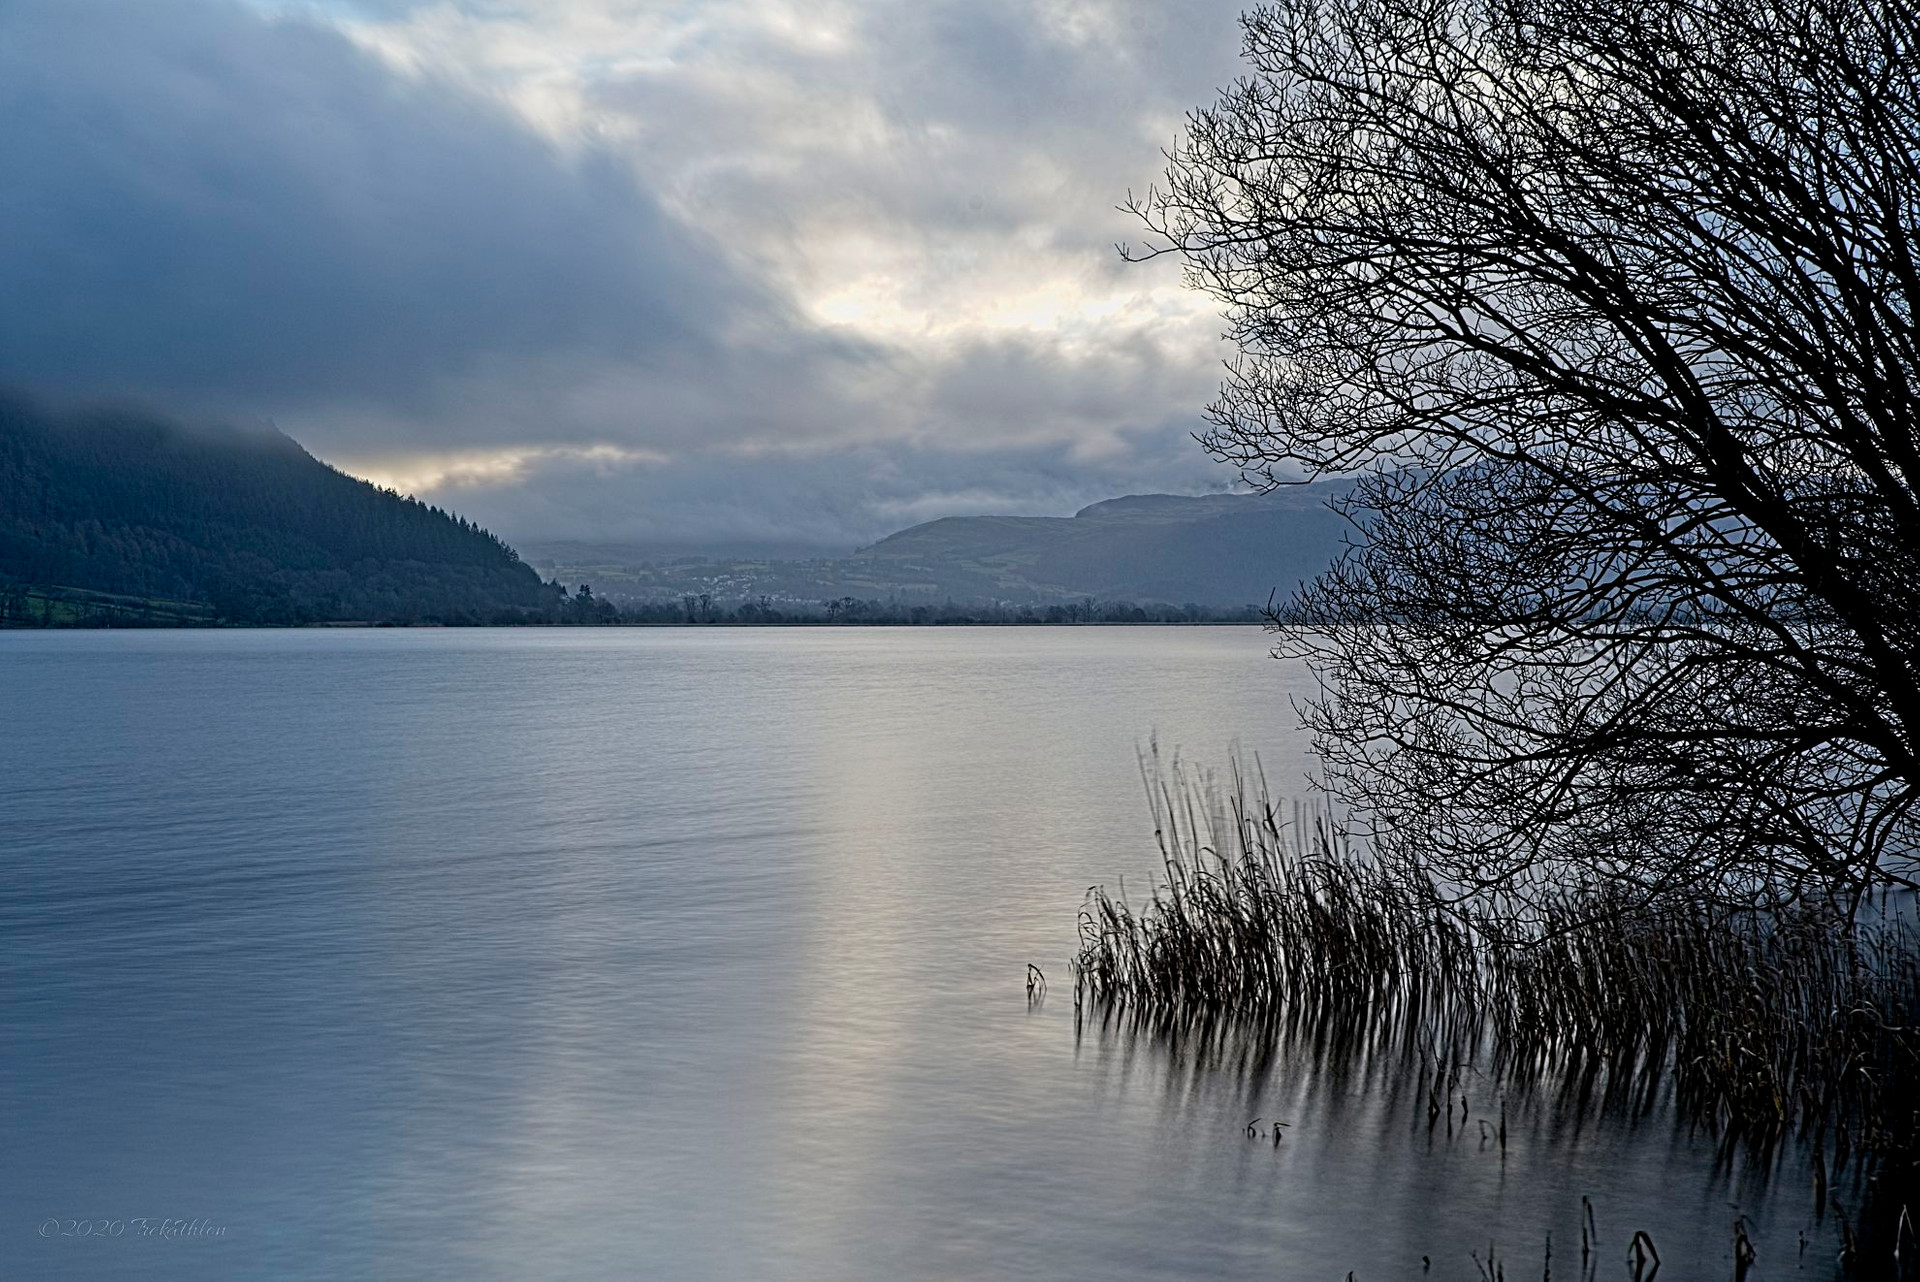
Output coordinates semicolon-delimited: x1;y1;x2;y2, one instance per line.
0;392;555;624
854;487;1353;605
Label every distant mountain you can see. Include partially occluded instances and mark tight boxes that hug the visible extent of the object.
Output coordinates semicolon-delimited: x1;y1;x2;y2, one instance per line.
532;484;1355;609
856;487;1354;606
0;391;556;625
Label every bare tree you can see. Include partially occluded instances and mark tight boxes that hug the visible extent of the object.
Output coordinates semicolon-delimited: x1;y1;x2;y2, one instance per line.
1131;0;1920;909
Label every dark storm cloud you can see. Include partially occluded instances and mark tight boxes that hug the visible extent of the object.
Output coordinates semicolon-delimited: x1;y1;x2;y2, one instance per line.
0;0;771;412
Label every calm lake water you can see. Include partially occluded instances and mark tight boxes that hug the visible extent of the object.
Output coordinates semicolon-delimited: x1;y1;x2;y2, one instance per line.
1;627;1845;1279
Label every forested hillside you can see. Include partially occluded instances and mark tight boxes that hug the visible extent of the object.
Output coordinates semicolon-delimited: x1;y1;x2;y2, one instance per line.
0;391;557;624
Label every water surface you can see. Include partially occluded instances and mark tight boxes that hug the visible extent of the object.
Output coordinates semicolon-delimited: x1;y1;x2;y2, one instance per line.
0;628;1840;1278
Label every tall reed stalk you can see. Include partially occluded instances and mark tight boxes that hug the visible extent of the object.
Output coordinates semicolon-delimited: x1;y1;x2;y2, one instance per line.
1073;753;1920;1155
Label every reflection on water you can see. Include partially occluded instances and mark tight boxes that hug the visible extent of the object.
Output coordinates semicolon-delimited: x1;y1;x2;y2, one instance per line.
0;628;1852;1278
1071;995;1866;1277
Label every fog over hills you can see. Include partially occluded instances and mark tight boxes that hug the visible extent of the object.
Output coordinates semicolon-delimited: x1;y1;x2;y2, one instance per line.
527;484;1354;610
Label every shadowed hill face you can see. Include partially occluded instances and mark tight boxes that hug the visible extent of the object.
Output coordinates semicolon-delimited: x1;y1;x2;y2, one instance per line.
0;391;554;624
855;485;1354;606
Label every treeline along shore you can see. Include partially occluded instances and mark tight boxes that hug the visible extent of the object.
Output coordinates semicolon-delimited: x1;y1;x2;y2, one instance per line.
0;580;1263;628
558;594;1263;627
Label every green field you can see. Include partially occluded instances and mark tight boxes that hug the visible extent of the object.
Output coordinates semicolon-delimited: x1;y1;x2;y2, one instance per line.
0;584;219;627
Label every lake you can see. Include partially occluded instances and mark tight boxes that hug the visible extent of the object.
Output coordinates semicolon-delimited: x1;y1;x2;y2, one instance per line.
0;627;1843;1278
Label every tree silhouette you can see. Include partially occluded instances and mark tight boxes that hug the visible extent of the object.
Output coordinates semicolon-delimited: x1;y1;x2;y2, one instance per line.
1132;0;1920;908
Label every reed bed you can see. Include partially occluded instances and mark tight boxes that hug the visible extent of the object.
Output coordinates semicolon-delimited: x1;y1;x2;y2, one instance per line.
1072;754;1920;1157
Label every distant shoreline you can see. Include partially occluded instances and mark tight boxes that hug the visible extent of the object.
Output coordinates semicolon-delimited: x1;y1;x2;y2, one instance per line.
2;618;1272;632
4;580;1271;630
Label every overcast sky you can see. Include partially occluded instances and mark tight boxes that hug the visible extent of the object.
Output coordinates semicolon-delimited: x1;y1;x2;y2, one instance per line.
1;0;1255;552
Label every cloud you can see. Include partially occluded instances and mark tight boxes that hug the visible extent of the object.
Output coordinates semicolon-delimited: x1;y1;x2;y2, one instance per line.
0;0;1254;547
